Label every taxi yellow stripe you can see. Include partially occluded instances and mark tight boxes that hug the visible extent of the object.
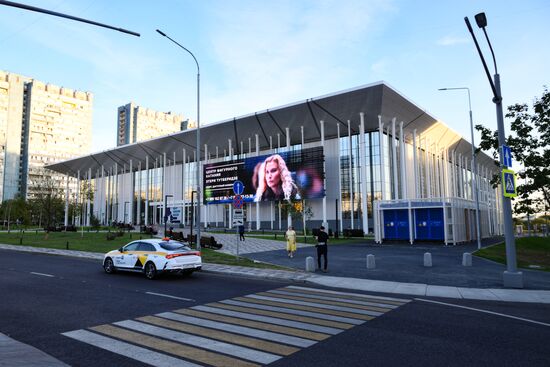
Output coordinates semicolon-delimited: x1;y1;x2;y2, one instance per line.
233;297;374;321
256;292;393;313
279;287;408;306
176;309;329;341
137;316;299;356
90;324;259;367
208;302;354;329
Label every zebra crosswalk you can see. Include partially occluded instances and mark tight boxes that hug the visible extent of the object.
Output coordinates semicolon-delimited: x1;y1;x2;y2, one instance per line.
62;285;410;366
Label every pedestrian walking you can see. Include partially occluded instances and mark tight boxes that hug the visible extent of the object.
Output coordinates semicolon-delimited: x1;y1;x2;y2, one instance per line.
285;226;297;258
238;224;245;241
315;225;329;272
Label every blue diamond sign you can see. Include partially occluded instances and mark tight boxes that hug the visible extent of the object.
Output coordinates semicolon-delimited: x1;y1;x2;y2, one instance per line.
502;168;517;198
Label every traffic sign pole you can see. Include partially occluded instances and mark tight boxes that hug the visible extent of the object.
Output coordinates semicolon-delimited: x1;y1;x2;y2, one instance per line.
495;75;523;288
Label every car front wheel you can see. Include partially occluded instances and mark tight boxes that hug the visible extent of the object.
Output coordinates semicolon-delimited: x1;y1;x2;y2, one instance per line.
144;262;157;280
103;258;116;274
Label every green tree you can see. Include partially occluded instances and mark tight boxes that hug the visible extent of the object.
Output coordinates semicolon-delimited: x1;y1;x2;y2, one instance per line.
29;173;65;229
476;87;550;216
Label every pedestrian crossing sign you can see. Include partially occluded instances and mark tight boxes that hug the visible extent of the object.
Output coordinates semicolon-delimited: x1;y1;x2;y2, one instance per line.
502;169;517;198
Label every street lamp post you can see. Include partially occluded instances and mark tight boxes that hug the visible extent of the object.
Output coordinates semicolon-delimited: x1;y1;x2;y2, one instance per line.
164;194;173;237
465;12;523;288
156;29;201;251
439;87;482;250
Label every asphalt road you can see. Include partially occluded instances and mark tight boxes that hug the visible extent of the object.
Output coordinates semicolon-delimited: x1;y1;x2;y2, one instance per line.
2;249;550;367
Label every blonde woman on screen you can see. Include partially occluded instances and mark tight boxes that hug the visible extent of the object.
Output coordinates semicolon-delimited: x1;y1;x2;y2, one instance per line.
254;154;299;202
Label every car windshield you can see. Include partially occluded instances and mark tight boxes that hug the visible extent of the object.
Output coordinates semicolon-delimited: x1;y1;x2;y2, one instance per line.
160;242;190;251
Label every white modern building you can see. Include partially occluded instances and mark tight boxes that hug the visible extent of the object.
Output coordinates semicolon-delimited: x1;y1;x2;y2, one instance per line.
47;82;502;244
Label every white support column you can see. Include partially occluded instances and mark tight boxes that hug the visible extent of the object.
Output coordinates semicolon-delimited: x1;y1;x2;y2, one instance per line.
95;169;99;220
426;138;432;199
458;154;463;199
286;127;291;228
413;130;419;198
162;153;166;225
434;147;440;198
399;121;406;199
106;168;111;225
204;144;208;229
64;173;69;227
145;156;149;226
347;120;354;229
337;123;343;234
255;134;260;230
100;166;105;225
75;170;80;226
378;116;386;200
321;119;327;228
391;118;398;200
359;113;368;233
129;159;133;225
87;168;91;226
137;162;141;226
182;149;186;227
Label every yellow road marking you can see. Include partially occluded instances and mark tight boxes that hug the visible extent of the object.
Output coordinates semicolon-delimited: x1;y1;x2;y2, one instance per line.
90;324;259;367
234;297;374;321
257;292;392;313
176;309;329;341
279;287;407;306
209;302;354;329
137;315;299;356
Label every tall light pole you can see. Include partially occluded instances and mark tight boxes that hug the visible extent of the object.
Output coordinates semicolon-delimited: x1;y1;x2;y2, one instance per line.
156;29;201;251
439;87;482;250
465;12;523;288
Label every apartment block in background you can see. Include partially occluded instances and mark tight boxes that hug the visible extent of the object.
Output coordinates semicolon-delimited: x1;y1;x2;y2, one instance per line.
0;70;93;201
117;102;189;146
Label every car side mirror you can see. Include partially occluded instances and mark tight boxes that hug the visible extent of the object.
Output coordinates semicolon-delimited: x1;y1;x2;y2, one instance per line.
118;247;124;253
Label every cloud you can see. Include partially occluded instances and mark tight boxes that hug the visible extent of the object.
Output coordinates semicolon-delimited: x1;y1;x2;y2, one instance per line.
201;0;397;123
437;35;469;46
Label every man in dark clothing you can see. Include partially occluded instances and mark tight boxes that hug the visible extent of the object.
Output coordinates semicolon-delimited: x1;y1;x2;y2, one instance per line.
315;226;329;272
238;224;245;241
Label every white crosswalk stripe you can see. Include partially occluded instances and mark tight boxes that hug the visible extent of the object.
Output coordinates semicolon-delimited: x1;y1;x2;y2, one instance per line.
61;286;410;366
156;312;316;347
219;299;365;324
63;329;202;367
244;294;384;316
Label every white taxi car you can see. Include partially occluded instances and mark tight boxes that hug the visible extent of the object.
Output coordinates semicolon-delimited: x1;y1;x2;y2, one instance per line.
103;238;202;279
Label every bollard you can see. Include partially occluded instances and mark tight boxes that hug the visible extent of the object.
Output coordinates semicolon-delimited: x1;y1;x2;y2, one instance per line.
424;252;432;267
462;252;472;267
366;254;376;269
305;256;315;272
130;234;132;239
66;241;69;250
19;237;22;245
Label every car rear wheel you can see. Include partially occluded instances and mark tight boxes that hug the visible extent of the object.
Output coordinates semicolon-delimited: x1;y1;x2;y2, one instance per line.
103;258;116;274
144;262;157;280
180;269;194;277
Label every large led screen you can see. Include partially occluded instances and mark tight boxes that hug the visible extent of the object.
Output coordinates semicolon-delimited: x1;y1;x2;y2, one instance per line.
203;147;324;204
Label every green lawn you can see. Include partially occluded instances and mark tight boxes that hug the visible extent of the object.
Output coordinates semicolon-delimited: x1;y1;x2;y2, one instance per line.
0;231;289;270
474;237;550;272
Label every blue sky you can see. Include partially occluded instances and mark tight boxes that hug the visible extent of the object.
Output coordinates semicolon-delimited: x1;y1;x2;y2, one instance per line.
0;0;548;154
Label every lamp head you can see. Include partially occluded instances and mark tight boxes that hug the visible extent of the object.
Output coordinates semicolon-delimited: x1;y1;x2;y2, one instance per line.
475;13;487;28
156;29;167;37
